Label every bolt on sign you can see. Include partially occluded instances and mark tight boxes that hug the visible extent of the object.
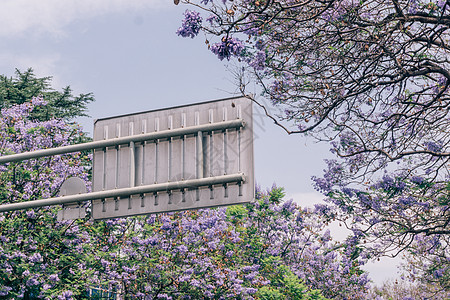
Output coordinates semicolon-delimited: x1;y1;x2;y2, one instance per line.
90;96;254;219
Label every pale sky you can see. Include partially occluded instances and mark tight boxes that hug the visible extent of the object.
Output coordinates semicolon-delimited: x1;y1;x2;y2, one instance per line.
0;0;400;285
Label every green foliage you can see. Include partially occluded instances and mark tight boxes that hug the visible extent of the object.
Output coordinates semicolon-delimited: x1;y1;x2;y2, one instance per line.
268;187;285;205
0;68;94;122
257;258;328;300
226;204;248;224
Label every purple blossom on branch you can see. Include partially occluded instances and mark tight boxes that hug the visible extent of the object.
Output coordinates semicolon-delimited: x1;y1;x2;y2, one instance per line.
177;10;203;38
425;141;443;152
210;37;244;60
29;252;42;263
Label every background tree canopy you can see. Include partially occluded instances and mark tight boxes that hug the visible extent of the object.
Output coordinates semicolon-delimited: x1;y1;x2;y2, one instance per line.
0;68;94;122
176;0;450;296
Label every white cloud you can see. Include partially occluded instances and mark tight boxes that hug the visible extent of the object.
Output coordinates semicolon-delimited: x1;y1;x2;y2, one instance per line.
0;0;168;37
0;52;61;81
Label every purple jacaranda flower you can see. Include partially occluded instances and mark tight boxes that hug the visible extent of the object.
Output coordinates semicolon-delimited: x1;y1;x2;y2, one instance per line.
177;10;202;38
58;290;74;300
26;277;40;286
410;176;424;184
190;279;200;287
177;245;188;254
29;252;42;263
425;141;443;152
25;210;35;219
0;286;12;296
206;14;219;25
210;37;244;60
49;274;59;282
249;51;266;70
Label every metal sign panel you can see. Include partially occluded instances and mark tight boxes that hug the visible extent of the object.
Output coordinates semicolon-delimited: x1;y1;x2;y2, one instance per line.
56;177;87;221
91;97;254;219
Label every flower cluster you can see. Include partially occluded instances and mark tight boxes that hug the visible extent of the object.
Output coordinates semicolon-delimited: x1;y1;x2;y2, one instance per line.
0;99;92;299
176;10;203;38
210;37;244;60
91;186;370;299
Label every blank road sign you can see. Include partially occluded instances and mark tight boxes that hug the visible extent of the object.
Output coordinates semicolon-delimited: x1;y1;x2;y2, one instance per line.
91;97;254;219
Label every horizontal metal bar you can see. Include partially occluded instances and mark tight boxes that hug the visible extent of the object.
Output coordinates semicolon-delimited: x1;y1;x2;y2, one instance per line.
0;173;246;212
0;119;245;164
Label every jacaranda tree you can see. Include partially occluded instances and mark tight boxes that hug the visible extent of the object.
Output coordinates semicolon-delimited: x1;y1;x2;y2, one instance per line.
176;0;449;295
90;186;370;299
0;98;95;298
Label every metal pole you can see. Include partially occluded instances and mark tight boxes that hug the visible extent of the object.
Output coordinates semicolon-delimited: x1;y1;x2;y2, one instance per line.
0;119;245;164
0;173;246;212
